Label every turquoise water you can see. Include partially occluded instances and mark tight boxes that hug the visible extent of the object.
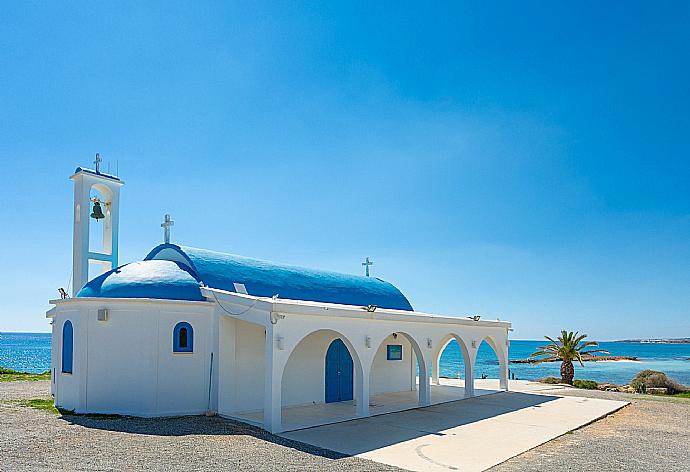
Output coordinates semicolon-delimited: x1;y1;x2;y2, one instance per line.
443;339;690;385
2;332;689;385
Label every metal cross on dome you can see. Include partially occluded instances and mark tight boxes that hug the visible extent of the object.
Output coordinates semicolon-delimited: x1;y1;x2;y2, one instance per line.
362;257;373;277
161;214;174;244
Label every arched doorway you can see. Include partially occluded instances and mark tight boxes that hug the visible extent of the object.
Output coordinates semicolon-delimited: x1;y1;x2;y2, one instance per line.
325;338;354;403
474;337;508;391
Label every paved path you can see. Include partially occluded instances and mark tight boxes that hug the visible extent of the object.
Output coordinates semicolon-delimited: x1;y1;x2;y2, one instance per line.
283;382;628;472
489;387;690;472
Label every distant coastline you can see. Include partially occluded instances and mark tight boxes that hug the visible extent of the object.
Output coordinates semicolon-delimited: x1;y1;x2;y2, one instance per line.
510;355;638;364
614;338;690;344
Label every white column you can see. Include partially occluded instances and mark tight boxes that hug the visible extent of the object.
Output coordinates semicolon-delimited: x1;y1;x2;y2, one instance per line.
410;349;417;391
263;324;282;433
432;351;440;385
418;358;431;406
499;342;509;391
464;358;475;398
356;362;370;417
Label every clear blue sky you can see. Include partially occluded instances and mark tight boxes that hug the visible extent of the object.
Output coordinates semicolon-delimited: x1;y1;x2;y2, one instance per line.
1;2;688;339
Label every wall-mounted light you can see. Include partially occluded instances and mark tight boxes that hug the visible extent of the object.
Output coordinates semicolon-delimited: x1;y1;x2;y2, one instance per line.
364;305;377;312
426;338;433;349
471;340;477;349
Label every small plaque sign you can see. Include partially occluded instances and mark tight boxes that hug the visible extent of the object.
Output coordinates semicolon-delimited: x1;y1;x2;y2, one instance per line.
387;344;403;361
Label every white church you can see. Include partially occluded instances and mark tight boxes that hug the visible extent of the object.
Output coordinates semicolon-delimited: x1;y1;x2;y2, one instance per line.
47;158;511;433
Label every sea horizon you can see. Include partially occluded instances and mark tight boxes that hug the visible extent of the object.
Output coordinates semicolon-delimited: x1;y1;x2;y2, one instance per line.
2;332;689;385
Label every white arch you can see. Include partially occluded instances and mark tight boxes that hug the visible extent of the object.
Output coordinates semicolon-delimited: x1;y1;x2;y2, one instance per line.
475;335;509;391
278;328;367;416
432;334;474;397
368;331;430;406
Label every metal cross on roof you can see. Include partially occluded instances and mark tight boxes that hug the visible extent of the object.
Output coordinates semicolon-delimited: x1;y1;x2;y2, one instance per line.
94;153;102;173
161;214;174;244
362;256;373;277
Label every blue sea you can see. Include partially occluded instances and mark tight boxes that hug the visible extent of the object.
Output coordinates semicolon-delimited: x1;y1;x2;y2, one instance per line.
1;333;689;385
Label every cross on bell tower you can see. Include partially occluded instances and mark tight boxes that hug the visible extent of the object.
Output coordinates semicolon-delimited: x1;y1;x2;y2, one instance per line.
362;257;373;277
161;214;174;244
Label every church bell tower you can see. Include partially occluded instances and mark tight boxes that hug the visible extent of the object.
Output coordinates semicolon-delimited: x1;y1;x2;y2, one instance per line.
70;154;124;295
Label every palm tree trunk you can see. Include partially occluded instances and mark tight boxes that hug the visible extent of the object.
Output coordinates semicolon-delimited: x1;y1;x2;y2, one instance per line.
560;360;574;385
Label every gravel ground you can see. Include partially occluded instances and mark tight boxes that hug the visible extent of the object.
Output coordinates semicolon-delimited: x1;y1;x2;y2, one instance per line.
489;386;690;472
2;381;688;472
0;381;402;472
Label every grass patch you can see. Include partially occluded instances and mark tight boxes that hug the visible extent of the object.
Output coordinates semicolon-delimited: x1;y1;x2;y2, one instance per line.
16;399;59;414
0;367;51;382
673;392;690;399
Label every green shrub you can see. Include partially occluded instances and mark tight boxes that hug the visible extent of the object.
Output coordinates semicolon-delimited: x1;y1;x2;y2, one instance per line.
538;376;562;384
630;370;688;394
0;367;51;382
573;379;598;389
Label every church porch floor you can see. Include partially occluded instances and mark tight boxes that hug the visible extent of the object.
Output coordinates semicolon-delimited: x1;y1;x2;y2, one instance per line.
230;378;504;432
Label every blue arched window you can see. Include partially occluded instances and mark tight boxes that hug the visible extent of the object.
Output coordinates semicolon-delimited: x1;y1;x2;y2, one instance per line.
173;322;193;353
62;320;73;373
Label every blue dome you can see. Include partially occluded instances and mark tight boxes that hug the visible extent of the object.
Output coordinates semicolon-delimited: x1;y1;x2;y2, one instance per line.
76;260;205;301
77;244;413;311
145;244;413;310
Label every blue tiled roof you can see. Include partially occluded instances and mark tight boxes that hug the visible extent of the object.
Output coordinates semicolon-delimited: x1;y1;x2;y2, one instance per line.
77;244;413;310
76;260;205;301
145;245;413;311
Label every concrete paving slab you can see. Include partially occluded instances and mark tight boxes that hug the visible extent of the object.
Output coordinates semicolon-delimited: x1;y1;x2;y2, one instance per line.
282;384;628;472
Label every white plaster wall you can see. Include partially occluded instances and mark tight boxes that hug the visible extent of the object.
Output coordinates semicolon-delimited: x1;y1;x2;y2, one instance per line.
51;300;213;417
370;334;414;395
281;331;338;407
217;315;236;415
156;311;211;415
53;310;81;412
85;306;159;415
232;319;265;412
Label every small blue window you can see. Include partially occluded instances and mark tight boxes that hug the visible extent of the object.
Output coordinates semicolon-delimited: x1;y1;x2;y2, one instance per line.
62;320;73;373
173;322;193;353
387;344;402;361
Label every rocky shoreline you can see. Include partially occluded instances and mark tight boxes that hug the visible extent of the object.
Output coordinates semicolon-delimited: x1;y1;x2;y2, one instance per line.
510;355;638;364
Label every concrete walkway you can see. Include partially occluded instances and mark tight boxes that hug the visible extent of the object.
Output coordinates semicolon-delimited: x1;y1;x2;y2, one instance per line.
282;380;628;472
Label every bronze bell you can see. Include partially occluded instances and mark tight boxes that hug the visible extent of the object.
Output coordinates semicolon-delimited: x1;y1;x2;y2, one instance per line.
90;201;105;221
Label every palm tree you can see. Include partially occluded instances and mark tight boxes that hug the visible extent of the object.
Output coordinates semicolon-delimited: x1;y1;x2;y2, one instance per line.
529;331;609;385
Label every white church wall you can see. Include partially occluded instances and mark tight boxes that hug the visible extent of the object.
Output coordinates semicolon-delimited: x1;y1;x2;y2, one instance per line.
51;300;214;417
370;334;414;395
85;306;159;415
156;310;212;416
217;315;237;416
53;309;81;412
232;318;265;412
281;330;337;407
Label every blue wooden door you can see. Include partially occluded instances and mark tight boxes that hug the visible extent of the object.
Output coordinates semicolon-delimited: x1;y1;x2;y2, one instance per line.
325;339;354;403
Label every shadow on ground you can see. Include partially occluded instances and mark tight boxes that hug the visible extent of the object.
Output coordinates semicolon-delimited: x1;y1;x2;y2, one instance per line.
60;390;560;459
61;412;349;459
